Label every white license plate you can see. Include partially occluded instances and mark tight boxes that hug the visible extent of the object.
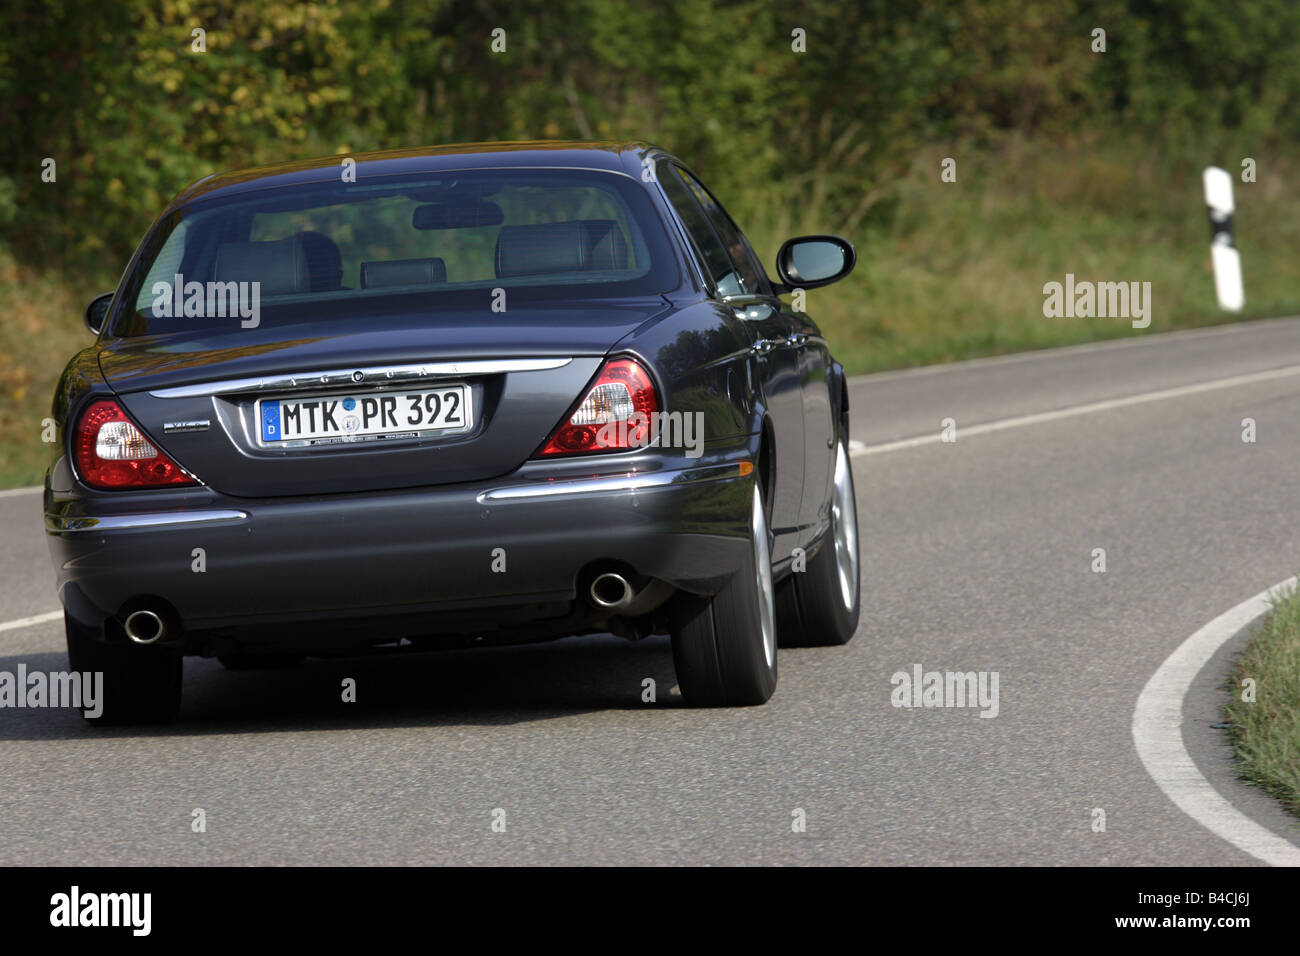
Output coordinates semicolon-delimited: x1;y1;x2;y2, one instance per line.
258;385;473;445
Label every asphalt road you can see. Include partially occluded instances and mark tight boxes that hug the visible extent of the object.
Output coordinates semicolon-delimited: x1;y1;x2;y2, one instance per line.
4;317;1300;865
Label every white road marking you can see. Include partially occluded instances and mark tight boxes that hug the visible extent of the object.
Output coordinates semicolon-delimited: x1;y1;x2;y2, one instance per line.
0;610;62;633
0;485;42;498
1133;576;1300;866
856;314;1300;383
851;362;1300;457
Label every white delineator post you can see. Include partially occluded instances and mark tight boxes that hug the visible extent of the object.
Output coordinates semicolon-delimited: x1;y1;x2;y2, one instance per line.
1202;166;1244;311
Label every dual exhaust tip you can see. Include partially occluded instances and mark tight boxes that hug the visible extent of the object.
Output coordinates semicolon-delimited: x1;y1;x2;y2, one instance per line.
124;609;167;645
589;572;637;610
587;570;671;619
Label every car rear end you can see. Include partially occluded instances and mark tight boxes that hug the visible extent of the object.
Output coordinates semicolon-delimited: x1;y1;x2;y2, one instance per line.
44;154;760;719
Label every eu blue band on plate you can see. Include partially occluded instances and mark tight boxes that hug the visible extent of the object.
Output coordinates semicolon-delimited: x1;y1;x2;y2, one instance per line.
262;402;281;442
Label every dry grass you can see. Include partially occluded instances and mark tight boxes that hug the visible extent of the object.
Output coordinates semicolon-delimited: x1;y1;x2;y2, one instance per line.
748;136;1300;372
0;254;98;487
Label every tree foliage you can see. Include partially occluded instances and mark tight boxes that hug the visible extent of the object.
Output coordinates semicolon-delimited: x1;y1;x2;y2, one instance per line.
2;0;1297;270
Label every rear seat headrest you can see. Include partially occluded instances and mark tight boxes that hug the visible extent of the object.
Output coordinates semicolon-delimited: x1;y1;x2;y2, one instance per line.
495;220;630;278
361;257;448;289
213;235;311;295
495;221;588;278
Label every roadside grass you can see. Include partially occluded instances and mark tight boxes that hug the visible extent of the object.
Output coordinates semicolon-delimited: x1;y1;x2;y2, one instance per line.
747;135;1300;373
0;254;99;488
2;134;1299;487
1224;584;1300;818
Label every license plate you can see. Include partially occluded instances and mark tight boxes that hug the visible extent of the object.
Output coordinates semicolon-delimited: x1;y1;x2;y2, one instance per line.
258;385;473;446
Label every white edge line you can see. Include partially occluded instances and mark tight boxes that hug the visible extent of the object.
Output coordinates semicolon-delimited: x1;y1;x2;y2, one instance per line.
854;314;1300;383
0;485;42;498
850;363;1300;458
1133;576;1300;866
0;610;62;634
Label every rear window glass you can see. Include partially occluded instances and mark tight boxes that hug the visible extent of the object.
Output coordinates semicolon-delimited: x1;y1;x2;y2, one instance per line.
113;168;675;337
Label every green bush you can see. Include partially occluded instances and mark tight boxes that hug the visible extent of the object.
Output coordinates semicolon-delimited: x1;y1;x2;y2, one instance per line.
4;0;1299;270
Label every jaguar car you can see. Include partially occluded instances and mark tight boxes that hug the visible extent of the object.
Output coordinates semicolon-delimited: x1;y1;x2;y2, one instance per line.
43;141;861;722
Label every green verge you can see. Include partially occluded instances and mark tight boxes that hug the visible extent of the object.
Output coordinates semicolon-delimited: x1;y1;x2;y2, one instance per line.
744;136;1300;374
1224;583;1300;818
0;257;96;489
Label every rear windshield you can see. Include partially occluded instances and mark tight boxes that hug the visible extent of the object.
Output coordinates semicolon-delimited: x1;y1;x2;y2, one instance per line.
111;168;676;337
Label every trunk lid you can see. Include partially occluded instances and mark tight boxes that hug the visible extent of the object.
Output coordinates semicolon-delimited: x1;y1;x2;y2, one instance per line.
100;301;666;497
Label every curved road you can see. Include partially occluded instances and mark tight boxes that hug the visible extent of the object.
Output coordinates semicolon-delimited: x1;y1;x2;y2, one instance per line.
3;317;1300;865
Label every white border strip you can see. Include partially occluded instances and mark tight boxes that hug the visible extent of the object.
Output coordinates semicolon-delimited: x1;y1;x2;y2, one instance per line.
0;485;42;498
1133;576;1300;866
851;363;1300;457
858;314;1300;383
0;610;62;634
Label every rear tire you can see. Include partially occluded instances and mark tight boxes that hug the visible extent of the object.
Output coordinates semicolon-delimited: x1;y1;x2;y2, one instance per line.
670;482;778;706
64;613;182;724
776;437;860;647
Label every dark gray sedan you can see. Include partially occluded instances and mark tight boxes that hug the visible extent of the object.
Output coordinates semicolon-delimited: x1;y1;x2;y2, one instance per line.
44;141;860;721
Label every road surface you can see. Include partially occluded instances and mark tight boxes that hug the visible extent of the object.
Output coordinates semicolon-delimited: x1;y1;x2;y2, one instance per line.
3;317;1300;864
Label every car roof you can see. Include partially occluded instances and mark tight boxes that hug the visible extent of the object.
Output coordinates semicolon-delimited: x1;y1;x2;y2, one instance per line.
170;140;667;208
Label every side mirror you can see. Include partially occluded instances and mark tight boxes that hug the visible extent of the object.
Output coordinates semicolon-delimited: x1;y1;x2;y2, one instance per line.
85;292;114;334
775;235;856;290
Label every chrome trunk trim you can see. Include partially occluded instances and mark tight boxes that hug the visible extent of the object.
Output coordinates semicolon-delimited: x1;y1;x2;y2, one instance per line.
147;358;574;399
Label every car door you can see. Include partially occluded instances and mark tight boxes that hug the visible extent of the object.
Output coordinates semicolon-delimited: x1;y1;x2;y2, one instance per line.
656;161;805;556
781;305;835;535
670;165;833;539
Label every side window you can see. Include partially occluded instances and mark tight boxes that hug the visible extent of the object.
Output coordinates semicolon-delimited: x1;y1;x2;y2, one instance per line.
657;160;744;297
135;219;190;312
674;167;766;295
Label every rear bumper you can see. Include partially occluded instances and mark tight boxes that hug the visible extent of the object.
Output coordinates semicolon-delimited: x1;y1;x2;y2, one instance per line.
45;448;755;643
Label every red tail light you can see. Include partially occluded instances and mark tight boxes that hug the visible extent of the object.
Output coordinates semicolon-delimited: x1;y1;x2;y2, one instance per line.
74;400;197;489
537;358;660;457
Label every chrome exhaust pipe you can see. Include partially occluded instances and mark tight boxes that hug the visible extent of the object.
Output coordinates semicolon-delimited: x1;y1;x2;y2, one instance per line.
590;572;635;610
124;609;166;645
